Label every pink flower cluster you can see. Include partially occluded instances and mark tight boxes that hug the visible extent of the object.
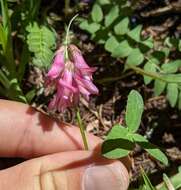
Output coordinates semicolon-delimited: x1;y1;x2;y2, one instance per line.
46;45;99;111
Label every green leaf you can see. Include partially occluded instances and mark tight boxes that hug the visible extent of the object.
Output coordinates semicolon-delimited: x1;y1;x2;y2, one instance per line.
91;4;103;23
141;37;154;49
0;0;10;35
144;61;157;85
8;78;27;103
167;83;178;107
165;37;179;49
111;40;132;58
114;17;129;35
79;20;101;34
128;25;142;42
97;0;110;5
157;169;181;190
126;90;144;133
126;48;144;66
26;22;56;68
162;74;181;83
104;5;119;27
163;173;175;190
0;69;10;88
154;80;166;96
25;89;36;103
102;125;134;159
105;36;119;53
162;47;170;57
0;23;6;50
0;24;4;43
132;134;168;165
141;167;156;190
161;60;181;74
79;19;88;30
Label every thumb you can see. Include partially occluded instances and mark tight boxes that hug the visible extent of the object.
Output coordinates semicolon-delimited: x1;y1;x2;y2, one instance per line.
0;151;129;190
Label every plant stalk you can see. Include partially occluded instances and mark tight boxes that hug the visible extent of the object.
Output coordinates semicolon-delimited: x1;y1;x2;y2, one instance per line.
65;14;79;60
76;108;89;150
126;63;181;83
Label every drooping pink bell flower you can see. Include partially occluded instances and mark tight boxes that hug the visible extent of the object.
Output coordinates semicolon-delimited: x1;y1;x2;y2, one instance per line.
46;45;99;111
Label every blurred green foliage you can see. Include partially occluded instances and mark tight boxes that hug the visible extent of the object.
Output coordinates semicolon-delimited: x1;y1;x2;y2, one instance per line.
0;0;56;102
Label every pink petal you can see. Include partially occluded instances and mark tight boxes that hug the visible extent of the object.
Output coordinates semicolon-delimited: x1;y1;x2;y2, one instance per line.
74;53;89;69
78;85;90;100
62;69;73;83
75;67;97;78
58;79;77;93
69;45;90;69
56;87;71;112
46;44;99;112
47;48;65;80
55;70;76;111
75;75;99;95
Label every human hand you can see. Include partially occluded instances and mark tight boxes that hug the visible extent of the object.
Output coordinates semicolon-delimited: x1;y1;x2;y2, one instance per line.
0;100;130;190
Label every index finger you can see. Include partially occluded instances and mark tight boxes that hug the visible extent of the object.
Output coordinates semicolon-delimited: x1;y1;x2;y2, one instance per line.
0;100;101;158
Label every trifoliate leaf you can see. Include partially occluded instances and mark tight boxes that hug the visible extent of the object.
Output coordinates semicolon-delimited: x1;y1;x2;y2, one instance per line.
102;125;134;159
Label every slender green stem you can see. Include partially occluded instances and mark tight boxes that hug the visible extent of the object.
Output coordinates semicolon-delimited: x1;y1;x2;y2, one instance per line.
76;108;89;150
127;64;166;82
65;14;79;60
144;56;163;73
97;60;181;85
126;63;181;83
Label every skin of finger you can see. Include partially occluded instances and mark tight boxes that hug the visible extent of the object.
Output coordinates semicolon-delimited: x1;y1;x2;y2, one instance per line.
0;99;131;171
0;151;129;190
0;99;101;158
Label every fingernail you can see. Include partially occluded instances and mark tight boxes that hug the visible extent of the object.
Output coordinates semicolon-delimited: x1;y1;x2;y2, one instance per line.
82;162;129;190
